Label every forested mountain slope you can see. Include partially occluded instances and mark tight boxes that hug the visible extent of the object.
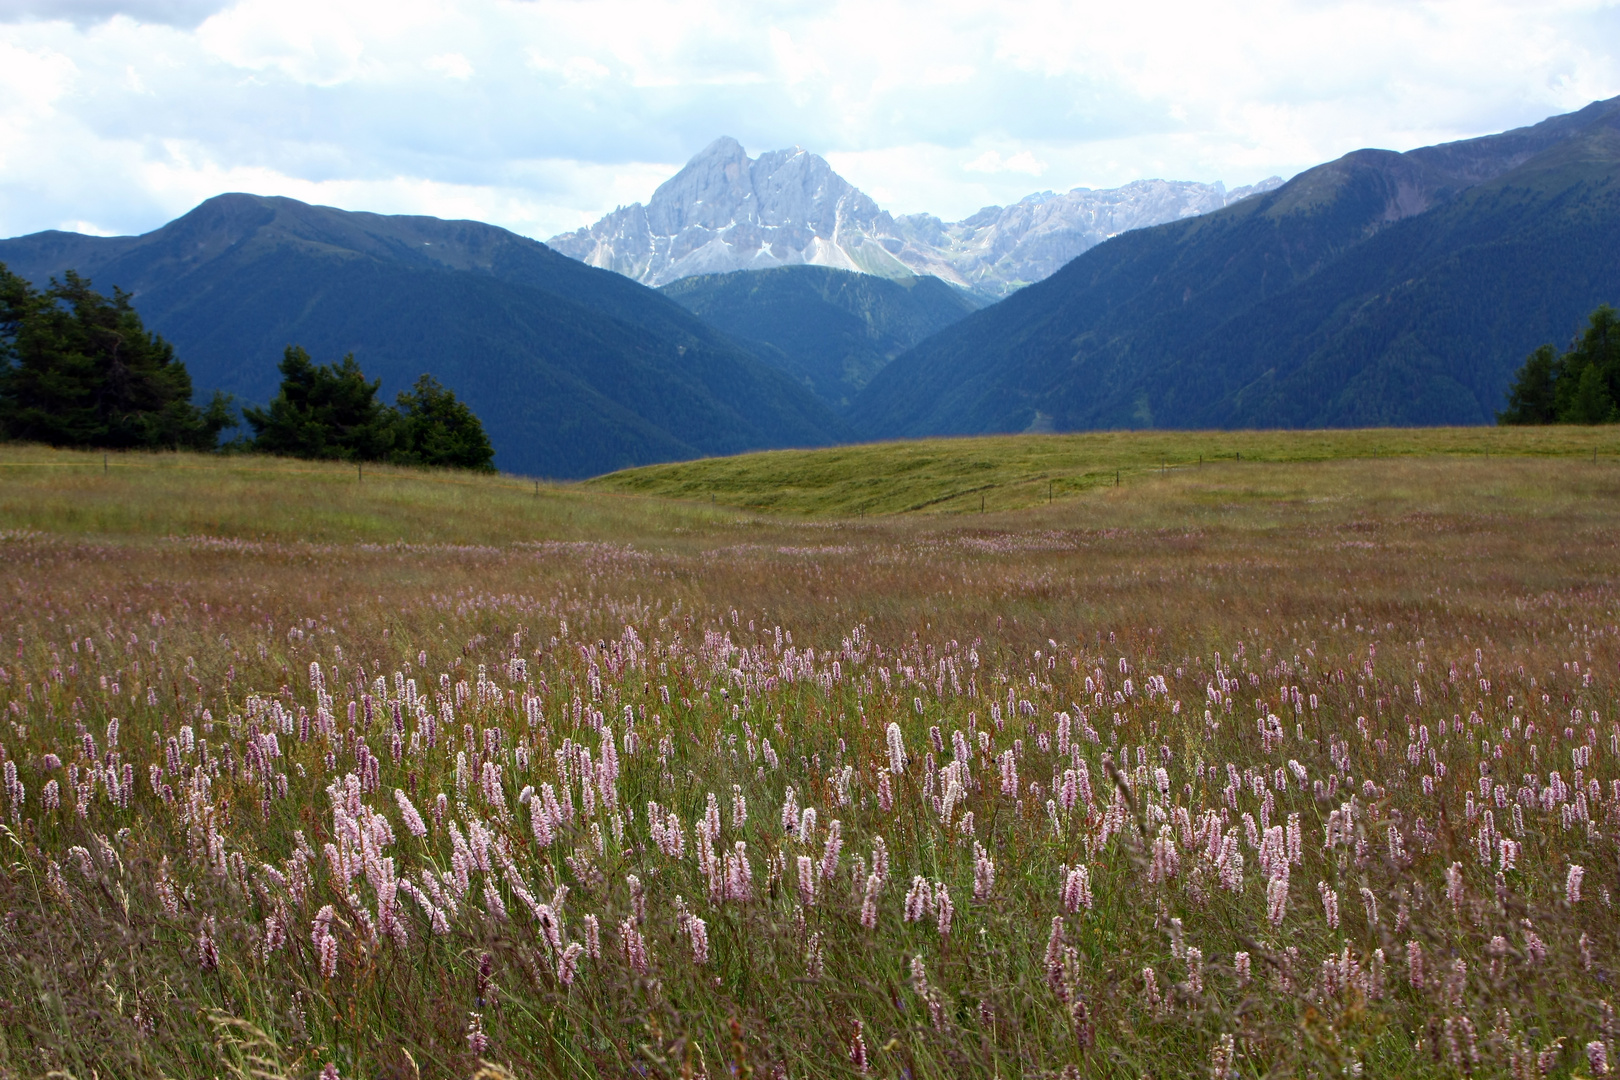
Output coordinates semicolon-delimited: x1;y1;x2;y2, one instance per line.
0;194;849;476
851;96;1620;436
659;266;982;409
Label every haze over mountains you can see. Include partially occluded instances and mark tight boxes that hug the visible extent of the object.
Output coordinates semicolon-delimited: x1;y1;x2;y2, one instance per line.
548;137;1282;298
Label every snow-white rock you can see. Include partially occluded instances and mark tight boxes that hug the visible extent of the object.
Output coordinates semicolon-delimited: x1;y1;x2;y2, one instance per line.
548;138;1282;297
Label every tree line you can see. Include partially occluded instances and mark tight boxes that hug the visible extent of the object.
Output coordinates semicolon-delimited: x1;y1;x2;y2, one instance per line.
0;263;494;470
1499;304;1620;424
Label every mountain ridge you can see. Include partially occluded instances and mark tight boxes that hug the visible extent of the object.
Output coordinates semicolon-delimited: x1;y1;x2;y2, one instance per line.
0;194;852;477
849;95;1620;438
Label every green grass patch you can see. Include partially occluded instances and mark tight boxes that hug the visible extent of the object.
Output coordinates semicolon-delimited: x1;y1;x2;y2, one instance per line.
0;445;747;544
585;426;1620;516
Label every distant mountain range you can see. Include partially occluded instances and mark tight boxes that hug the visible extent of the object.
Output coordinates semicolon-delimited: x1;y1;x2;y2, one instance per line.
548;137;1281;298
0;195;849;477
4;97;1617;477
659;267;983;409
852;95;1620;436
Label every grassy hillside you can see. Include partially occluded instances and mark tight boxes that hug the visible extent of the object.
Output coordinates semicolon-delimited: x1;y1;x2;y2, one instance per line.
586;425;1620;516
0;445;743;544
8;430;1619;546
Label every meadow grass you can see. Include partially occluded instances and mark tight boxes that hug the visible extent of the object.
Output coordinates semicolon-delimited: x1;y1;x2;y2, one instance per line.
0;445;743;544
1;440;1618;1079
585;426;1620;516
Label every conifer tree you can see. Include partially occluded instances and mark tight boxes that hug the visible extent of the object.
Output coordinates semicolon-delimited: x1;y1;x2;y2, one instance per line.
0;265;232;449
245;347;495;470
390;374;495;472
1497;344;1559;424
1500;305;1620;425
243;347;398;461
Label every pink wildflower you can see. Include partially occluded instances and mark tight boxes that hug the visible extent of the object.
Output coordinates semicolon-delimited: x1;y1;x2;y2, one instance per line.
934;882;954;936
860;874;881;930
394;789;428;839
973;844;995;900
1061;865;1093;912
1318;882;1340;930
905;876;931;922
557;942;584;986
850;1021;870;1074
797;855;817;907
1266;873;1289;928
1407;940;1425;989
820;820;842;881
687;916;710;964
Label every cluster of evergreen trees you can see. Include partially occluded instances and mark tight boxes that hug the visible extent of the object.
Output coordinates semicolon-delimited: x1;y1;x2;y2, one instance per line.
1500;304;1620;424
242;347;494;471
0;263;493;470
0;267;234;449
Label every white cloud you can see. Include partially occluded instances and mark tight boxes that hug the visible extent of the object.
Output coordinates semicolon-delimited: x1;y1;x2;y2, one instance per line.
425;51;473;80
0;0;1616;240
963;150;1047;176
0;0;231;28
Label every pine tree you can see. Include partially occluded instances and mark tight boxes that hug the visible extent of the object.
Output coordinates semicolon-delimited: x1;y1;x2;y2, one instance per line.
245;348;496;469
1500;304;1620;425
243;347;398;460
1497;344;1559;424
0;265;232;449
390;374;495;472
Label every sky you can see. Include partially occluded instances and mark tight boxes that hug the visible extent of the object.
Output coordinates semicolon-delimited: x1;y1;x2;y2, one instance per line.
1;0;1617;242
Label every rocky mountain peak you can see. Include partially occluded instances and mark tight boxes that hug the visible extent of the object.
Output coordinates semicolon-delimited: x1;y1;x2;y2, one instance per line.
646;137;755;234
548;139;1282;296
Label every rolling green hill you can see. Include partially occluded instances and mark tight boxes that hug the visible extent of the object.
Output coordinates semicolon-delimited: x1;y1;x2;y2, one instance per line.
658;265;983;409
586;425;1620;516
850;96;1620;437
0;195;850;477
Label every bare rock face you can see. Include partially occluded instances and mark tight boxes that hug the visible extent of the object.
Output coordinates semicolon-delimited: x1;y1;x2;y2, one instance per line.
548;138;911;287
892;178;1283;296
548;138;1281;296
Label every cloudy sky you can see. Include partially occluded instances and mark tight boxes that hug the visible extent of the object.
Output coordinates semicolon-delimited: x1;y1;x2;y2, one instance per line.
1;0;1617;242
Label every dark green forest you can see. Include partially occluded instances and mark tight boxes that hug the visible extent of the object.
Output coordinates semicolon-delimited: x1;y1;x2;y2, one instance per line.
1499;304;1620;423
659;266;981;409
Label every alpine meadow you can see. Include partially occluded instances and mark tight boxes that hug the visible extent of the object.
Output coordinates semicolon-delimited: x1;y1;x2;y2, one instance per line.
2;434;1620;1079
3;8;1620;1078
